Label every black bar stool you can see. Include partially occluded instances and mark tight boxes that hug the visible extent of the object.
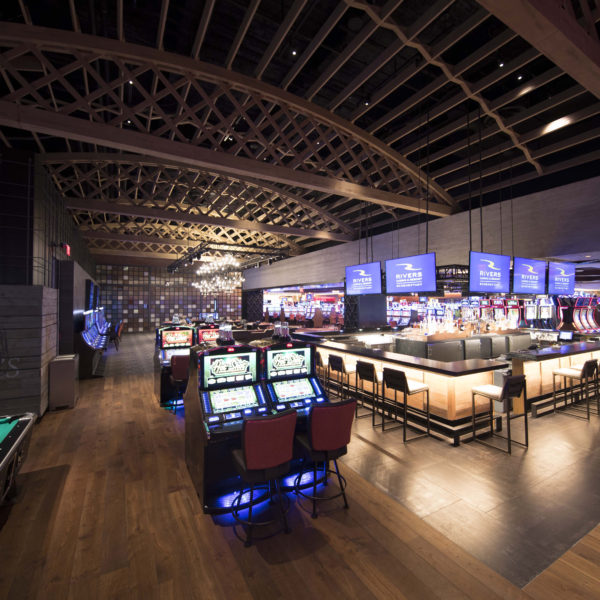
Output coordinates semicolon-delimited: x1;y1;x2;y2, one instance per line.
327;354;354;401
169;354;188;413
381;368;430;442
471;375;528;454
355;361;382;424
552;359;598;420
294;399;356;518
230;410;297;547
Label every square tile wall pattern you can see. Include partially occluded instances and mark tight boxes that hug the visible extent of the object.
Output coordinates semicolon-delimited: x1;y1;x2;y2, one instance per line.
96;265;242;333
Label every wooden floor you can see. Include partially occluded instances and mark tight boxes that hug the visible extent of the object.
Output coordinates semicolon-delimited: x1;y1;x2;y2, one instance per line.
525;524;600;600
0;334;595;599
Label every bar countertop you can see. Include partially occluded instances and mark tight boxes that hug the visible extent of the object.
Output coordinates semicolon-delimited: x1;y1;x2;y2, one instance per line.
507;340;600;362
312;338;509;377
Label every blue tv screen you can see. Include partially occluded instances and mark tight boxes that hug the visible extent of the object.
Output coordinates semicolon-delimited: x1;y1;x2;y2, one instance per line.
469;251;511;293
513;257;547;294
385;253;436;294
345;261;382;295
548;261;575;295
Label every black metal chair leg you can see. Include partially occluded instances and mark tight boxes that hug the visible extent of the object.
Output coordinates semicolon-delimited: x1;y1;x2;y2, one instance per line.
403;392;408;443
245;484;255;547
275;479;291;534
312;463;318;519
333;459;348;509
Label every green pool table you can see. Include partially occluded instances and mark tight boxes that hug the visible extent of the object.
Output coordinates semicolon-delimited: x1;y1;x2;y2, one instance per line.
0;413;34;504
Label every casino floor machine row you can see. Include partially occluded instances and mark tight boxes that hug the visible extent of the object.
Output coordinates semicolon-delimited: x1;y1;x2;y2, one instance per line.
184;341;330;514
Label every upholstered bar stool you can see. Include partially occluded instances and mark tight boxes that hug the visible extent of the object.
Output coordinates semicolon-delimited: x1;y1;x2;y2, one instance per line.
381;368;430;442
355;361;382;424
294;400;356;518
169;354;189;413
327;354;355;401
231;410;297;547
552;359;598;420
471;375;528;454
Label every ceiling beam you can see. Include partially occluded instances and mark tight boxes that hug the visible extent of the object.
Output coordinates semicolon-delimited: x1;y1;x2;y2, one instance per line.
226;0;260;70
64;198;353;241
0;101;452;217
82;230;289;255
90;248;179;260
255;0;308;79
191;0;215;59
477;0;600;99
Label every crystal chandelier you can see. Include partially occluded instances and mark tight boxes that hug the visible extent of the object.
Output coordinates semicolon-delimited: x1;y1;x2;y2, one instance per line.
192;255;244;293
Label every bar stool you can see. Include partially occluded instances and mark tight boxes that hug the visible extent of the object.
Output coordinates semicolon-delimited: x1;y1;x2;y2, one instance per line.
294;399;356;518
169;354;189;413
355;361;382;424
471;375;528;454
327;354;354;401
381;368;430;442
230;410;297;547
315;351;326;381
552;359;598;420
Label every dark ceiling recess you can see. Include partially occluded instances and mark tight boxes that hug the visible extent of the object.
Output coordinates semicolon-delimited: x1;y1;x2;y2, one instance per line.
0;0;599;266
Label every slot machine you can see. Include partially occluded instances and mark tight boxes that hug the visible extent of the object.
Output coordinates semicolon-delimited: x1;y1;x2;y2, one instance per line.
572;297;590;332
491;298;506;322
262;341;329;417
184;344;269;513
199;345;268;431
156;325;196;406
523;300;538;328
587;297;600;332
537;297;556;330
478;298;492;321
505;299;520;327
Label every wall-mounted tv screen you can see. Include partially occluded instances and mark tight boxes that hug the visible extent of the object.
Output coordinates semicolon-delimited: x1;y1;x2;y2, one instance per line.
548;261;575;295
469;251;511;293
513;257;547;294
345;261;382;295
385;253;436;294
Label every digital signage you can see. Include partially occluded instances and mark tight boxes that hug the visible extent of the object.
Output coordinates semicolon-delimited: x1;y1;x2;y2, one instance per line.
469;251;511;293
345;261;382;295
512;257;547;294
385;253;436;294
548;261;575;295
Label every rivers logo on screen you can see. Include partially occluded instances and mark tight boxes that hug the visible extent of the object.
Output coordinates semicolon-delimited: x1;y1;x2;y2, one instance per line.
272;351;305;371
209;356;250;378
481;259;501;272
353;268;372;279
523;264;538;274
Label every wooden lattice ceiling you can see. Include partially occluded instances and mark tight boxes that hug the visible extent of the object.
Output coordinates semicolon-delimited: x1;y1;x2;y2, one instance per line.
0;0;599;266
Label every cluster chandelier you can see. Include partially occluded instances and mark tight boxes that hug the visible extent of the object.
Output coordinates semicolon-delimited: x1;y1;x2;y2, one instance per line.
196;254;240;275
192;255;244;293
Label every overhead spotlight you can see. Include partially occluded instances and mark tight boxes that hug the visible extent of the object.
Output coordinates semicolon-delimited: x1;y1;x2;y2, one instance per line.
291;49;297;56
498;61;504;68
128;80;133;85
517;74;523;81
126;119;132;124
364;97;371;106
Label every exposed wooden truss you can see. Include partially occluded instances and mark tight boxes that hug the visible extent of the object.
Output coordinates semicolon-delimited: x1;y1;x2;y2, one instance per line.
1;1;599;268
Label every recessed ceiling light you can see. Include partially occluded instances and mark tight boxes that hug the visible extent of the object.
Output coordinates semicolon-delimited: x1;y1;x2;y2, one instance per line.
542;116;572;134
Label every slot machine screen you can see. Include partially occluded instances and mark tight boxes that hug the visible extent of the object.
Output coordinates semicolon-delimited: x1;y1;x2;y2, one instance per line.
161;328;194;349
208;386;260;413
266;347;311;380
202;351;257;388
271;379;315;404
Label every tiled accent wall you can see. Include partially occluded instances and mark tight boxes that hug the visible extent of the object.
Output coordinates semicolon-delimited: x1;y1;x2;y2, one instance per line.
96;265;242;333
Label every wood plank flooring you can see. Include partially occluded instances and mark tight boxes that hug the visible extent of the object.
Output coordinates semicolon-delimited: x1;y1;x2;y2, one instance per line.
0;334;595;599
525;524;600;600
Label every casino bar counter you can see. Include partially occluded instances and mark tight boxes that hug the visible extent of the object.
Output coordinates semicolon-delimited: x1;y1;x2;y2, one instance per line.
507;340;600;415
298;333;510;445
